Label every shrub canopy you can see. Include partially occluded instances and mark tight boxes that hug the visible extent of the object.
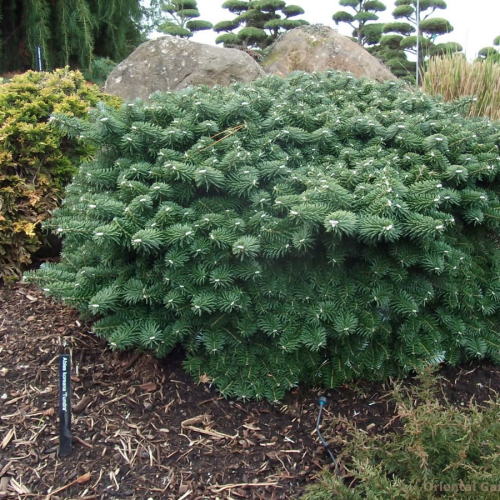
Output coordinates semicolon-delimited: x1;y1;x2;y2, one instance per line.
27;71;500;401
0;68;120;282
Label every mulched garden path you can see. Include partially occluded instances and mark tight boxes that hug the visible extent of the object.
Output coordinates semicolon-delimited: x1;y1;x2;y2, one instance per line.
2;282;500;499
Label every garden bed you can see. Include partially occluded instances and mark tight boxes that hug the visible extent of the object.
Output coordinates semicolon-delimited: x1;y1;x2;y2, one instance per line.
1;282;500;498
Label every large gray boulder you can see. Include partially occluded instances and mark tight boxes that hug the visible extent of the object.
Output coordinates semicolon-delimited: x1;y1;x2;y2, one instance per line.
103;36;266;101
262;25;396;82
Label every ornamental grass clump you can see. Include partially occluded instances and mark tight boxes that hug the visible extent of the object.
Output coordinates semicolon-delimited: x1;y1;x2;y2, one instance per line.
423;53;500;121
26;71;500;401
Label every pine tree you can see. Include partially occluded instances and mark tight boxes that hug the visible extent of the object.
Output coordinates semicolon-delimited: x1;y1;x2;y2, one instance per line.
380;0;462;79
214;0;308;49
26;71;500;401
333;0;387;46
0;0;144;74
157;0;213;38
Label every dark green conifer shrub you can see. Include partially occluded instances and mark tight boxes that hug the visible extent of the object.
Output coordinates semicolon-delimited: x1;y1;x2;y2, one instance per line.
0;68;121;282
26;71;500;401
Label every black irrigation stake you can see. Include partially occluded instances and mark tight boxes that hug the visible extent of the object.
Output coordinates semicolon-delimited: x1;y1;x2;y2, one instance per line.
58;354;72;457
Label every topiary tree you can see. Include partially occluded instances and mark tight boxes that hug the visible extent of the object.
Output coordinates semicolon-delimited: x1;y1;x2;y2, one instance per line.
157;0;213;38
333;0;387;46
214;0;308;49
477;35;500;62
354;22;386;47
381;0;462;79
370;33;417;78
26;71;500;401
0;68;121;283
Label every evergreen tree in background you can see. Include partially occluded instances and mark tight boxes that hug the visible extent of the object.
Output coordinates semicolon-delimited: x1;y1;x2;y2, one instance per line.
332;0;387;46
381;0;461;79
0;0;143;73
157;0;213;38
214;0;308;49
26;71;500;401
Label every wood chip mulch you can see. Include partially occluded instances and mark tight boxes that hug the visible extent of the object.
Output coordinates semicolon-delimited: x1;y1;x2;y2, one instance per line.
2;282;500;499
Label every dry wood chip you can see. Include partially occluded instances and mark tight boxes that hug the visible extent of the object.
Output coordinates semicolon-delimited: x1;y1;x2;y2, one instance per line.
208;481;279;493
139;382;157;392
73;395;93;414
181;413;238;440
124;423;140;430
182;425;238;441
45;473;91;498
181;414;211;427
121;352;141;370
73;435;94;449
242;423;261;431
4;395;24;406
177;490;192;500
103;394;128;406
1;429;14;449
0;411;19;422
9;477;30;494
75;473;92;485
0;461;12;478
0;476;9;495
238;438;256;448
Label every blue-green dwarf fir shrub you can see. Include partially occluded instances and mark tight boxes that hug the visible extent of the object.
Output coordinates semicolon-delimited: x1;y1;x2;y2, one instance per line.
25;71;500;401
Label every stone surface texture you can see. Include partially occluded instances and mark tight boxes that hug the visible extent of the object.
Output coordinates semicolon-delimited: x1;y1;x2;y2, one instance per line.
103;36;266;101
262;25;396;82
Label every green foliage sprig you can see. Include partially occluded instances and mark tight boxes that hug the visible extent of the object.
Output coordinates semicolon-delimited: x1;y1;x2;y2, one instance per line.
26;71;500;401
0;68;121;282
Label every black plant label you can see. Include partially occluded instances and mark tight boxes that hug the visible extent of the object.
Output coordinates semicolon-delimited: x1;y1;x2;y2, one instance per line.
58;354;71;457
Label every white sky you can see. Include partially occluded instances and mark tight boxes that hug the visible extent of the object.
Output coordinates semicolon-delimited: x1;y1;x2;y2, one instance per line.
183;0;500;59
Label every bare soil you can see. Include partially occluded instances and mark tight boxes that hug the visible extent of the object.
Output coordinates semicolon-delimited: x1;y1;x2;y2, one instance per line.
1;282;500;499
